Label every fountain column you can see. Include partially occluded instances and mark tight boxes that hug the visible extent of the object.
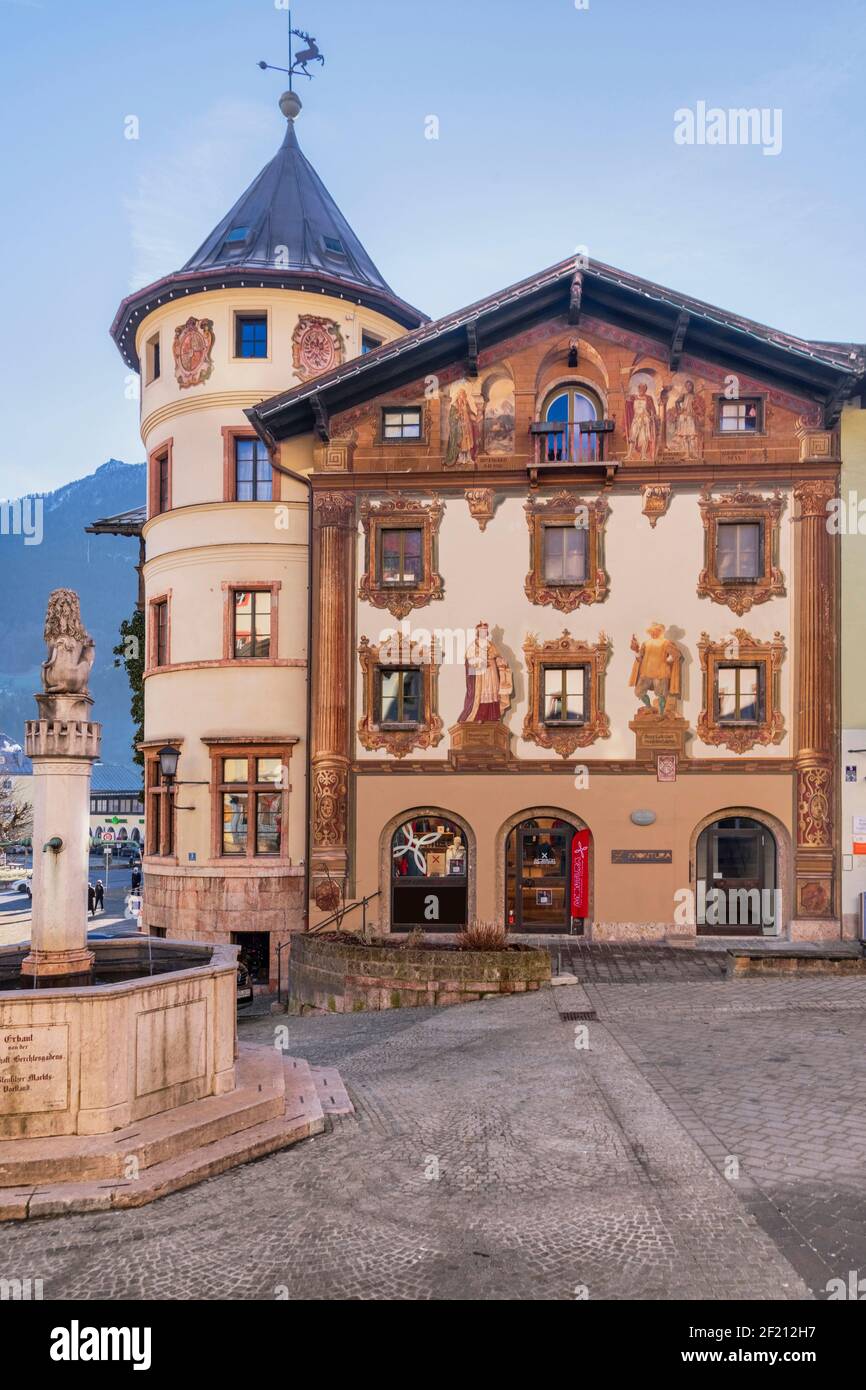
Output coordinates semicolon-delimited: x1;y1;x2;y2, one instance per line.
21;590;100;982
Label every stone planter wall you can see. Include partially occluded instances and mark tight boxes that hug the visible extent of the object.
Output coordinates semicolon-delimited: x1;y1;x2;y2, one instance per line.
287;934;551;1014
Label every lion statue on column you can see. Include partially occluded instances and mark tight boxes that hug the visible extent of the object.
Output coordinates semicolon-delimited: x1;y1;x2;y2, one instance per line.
41;589;95;696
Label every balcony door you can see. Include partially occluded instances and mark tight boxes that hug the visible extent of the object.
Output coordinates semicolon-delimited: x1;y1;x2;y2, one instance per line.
543;386;599;463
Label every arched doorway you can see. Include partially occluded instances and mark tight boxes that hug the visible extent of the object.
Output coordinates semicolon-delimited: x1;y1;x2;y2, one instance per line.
695;815;778;935
505;815;591;934
390;815;469;933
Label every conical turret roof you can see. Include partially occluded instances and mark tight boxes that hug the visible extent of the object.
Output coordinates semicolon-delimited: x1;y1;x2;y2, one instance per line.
182;120;393;294
110;107;426;370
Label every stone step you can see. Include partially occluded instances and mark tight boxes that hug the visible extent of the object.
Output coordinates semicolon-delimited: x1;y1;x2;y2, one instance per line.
3;1055;339;1220
0;1045;287;1187
308;1064;354;1116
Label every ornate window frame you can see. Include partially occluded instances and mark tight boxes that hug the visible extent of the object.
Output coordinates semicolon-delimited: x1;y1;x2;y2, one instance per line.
524;490;609;612
522;630;611;757
358;634;444;759
698;487;785;615
697;628;785;753
359;494;444;620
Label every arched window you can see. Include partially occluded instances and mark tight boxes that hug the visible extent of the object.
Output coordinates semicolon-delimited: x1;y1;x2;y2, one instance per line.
391;816;468;933
540;384;602;463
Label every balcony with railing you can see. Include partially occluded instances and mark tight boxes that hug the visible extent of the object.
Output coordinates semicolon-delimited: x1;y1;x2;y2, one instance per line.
529;417;615;471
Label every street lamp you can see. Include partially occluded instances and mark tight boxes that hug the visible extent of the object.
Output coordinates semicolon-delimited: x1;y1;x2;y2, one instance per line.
157;745;181;784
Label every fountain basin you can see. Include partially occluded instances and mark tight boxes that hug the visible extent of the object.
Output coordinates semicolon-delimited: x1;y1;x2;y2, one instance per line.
0;940;237;1139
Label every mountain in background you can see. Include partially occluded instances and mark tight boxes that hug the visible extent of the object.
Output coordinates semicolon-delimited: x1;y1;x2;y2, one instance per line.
0;460;145;766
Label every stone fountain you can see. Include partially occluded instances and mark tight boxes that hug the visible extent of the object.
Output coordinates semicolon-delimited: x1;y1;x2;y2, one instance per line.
0;591;351;1220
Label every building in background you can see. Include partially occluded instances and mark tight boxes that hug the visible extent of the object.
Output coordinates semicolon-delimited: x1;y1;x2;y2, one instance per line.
107;87;866;964
108;93;425;982
89;763;145;848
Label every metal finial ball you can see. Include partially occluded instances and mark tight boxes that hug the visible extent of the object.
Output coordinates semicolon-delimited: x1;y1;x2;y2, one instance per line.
279;90;303;121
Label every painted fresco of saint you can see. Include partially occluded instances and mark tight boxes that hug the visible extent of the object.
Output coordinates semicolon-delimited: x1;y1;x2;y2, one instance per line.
445;388;481;467
624;382;659;461
668;379;705;459
458;622;513;723
629;623;683;717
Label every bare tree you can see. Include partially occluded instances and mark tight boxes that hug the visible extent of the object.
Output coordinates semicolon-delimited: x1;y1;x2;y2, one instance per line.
0;799;33;846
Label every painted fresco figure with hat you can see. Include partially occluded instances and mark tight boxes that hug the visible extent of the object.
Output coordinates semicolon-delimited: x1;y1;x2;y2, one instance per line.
458;622;512;723
629;623;683;717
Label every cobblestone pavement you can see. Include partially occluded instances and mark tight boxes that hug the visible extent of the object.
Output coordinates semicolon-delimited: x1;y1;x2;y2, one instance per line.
553;941;727;984
0;975;839;1301
584;975;866;1298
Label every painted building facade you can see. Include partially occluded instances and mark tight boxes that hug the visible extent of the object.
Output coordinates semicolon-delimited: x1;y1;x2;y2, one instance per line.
252;261;863;947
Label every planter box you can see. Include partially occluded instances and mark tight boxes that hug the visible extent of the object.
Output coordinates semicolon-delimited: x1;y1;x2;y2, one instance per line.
287;934;551;1014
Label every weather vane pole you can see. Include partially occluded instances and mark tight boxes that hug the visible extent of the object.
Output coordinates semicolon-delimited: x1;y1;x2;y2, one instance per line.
257;8;325;95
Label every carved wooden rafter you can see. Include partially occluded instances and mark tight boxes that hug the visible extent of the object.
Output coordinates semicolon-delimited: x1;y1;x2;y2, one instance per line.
568;270;583;326
522;630;611;758
466;321;479;377
357;635;444;759
310;392;330;443
524;490;609;612
697;487;785;615
697;628;786;754
669;311;689;370
359;493;444;619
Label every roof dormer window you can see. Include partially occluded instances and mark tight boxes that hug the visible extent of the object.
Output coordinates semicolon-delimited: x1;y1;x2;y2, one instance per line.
322;234;346;258
224;226;250;245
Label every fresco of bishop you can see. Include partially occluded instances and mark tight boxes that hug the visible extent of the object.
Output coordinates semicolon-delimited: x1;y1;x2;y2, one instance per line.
458;622;513;723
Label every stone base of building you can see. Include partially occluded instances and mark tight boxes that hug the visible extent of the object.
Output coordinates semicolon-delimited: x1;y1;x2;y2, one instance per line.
787;916;845;942
143;865;305;987
588;921;684;942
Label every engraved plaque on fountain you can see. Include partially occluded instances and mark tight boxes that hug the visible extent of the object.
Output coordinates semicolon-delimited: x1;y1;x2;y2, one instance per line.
0;1024;70;1114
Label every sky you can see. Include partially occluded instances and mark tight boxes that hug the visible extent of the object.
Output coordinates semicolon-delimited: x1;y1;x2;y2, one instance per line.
2;0;865;496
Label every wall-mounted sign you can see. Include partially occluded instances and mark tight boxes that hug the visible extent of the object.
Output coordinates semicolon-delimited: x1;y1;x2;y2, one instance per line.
630;810;657;826
611;849;672;864
656;754;677;783
854;816;866;836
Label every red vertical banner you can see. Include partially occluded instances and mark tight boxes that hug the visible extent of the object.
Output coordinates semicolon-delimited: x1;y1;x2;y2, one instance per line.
570;829;590;919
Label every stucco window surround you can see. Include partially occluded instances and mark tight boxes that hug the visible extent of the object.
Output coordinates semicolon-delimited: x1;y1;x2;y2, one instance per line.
522;631;611;757
205;741;293;863
377;806;477;934
147;437;173;519
524;489;609;612
231;307;272;362
358;493;444;620
221;426;279;503
712;393;768;437
697;628;786;754
697;487;785;614
221;580;281;662
688;806;791;937
357;634;444;758
146;590;172;673
494;806;594;931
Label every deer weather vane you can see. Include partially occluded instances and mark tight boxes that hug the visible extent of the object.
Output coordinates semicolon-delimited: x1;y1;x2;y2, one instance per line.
258;11;326;89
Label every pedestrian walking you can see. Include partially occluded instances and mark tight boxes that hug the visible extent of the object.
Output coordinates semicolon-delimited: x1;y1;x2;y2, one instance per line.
87;882;95;916
131;864;142;892
94;879;105;913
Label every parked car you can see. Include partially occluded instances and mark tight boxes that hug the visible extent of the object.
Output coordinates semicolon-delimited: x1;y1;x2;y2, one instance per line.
12;879;31;896
237;963;254;1009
